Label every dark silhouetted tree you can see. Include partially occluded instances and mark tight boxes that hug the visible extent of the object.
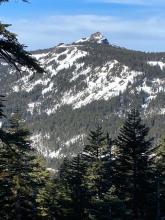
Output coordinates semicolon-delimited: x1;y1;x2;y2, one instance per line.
115;108;151;219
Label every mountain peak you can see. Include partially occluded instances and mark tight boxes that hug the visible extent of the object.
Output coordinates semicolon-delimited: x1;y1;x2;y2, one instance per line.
76;32;109;45
89;32;103;40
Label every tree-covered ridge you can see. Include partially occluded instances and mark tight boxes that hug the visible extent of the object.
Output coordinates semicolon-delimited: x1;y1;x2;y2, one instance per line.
2;33;165;169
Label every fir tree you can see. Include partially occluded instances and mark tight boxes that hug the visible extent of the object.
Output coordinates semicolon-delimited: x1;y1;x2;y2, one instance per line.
82;126;112;219
58;155;88;220
0;111;49;219
83;125;106;199
115;108;151;219
36;175;59;220
0;0;43;76
149;136;165;220
0;21;43;73
100;133;120;220
0;97;15;219
35;156;53;219
0;142;16;219
0;1;49;219
103;133;114;194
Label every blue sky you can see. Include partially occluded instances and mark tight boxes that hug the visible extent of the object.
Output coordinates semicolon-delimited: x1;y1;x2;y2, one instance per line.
1;0;165;51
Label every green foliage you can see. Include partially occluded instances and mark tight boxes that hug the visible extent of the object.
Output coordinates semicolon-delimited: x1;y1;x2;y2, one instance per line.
0;108;50;219
82;126;108;202
55;127;118;220
0;0;43;73
149;135;165;219
114;109;152;219
0;92;164;220
0;4;164;215
57;155;89;219
0;22;43;73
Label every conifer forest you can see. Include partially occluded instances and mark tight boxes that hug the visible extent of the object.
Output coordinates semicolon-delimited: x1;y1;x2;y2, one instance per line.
0;0;164;219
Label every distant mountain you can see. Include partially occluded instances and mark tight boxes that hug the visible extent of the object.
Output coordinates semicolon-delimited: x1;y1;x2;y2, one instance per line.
1;32;165;168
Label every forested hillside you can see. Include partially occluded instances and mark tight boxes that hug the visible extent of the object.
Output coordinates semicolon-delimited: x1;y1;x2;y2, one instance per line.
1;32;165;167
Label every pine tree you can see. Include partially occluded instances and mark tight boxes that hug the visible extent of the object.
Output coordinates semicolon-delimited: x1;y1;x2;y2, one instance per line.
36;175;58;220
34;156;53;219
0;21;43;73
83;125;106;199
114;108;151;219
103;133;114;194
0;0;43;76
0;111;50;219
0;1;47;219
100;133;121;220
0;142;16;219
56;128;118;220
82;126;112;219
149;136;165;220
0;96;16;219
58;155;88;220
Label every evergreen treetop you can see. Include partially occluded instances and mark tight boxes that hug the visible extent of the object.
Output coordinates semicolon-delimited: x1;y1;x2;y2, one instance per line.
115;108;152;219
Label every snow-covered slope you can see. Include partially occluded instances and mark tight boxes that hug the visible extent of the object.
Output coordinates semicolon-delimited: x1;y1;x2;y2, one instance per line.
1;32;165;167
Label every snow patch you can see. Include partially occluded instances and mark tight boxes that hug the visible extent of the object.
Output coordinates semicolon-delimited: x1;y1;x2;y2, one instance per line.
45;104;60;115
138;78;165;110
65;134;85;146
147;61;165;70
48;148;62;158
70;66;91;82
33;52;49;60
23;78;50;92
159;108;165;114
28;102;41;114
12;85;19;92
56;48;87;71
76;37;90;43
42;82;54;95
